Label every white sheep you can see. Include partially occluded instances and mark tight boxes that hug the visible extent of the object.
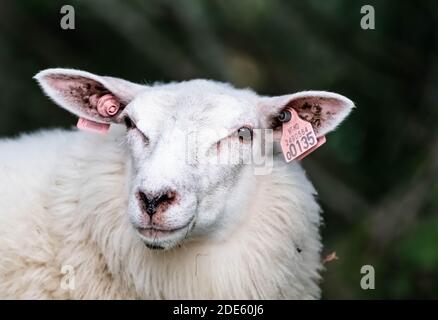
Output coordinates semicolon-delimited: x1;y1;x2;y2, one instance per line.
0;68;353;299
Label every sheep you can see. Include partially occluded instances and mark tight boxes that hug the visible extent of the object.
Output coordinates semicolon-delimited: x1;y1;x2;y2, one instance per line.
0;68;353;299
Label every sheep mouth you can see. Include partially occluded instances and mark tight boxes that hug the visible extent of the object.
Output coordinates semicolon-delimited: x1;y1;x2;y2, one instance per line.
138;225;187;237
136;217;195;240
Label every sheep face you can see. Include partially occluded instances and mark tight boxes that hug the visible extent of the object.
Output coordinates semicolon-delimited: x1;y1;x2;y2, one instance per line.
35;68;354;250
123;83;261;250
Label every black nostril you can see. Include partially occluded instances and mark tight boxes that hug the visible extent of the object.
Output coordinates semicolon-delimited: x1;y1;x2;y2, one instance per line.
137;190;177;217
156;192;175;204
138;191;155;217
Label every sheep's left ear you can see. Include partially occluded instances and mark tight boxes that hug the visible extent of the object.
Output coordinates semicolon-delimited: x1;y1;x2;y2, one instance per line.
34;68;146;124
258;91;354;137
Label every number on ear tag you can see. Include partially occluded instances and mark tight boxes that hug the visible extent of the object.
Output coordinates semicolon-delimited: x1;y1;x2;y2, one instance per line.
280;108;325;162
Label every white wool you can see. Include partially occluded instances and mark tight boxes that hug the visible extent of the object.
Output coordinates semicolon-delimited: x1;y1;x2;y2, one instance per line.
0;71;353;299
0;127;322;299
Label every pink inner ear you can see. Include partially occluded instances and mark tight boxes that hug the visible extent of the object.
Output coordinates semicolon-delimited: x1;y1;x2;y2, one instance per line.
42;74;120;119
286;97;344;135
44;74;106;95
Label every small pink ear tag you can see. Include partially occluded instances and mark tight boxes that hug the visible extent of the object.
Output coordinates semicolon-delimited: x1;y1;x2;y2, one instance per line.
280;108;326;162
96;94;120;117
77;118;110;134
76;94;120;134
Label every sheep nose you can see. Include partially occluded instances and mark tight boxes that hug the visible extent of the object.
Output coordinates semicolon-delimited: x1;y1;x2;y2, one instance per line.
137;190;178;217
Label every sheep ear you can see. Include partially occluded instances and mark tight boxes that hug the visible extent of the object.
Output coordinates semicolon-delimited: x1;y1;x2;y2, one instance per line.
259;91;354;137
34;68;146;123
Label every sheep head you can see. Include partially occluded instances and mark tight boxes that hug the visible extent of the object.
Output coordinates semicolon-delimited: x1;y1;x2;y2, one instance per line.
35;68;354;250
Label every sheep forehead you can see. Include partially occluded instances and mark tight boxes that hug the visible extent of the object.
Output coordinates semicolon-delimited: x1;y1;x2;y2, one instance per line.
130;79;260;135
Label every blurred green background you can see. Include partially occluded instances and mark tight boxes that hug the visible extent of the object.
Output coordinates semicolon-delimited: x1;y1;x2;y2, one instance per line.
0;0;437;299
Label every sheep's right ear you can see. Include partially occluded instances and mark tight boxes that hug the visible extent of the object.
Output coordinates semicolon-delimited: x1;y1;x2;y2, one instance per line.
258;91;354;137
34;68;146;124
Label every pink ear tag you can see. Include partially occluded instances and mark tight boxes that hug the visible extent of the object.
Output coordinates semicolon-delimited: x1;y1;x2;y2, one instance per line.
76;94;120;134
280;108;326;162
96;94;120;117
296;135;326;160
77;118;110;134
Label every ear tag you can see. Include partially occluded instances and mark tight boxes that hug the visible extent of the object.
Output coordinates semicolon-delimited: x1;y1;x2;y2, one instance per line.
76;94;119;134
77;118;110;134
96;94;120;117
296;135;326;160
280;108;326;162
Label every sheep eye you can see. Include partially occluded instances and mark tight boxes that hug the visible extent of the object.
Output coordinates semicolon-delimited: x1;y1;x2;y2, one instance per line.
123;116;149;145
237;126;253;143
123;116;135;129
